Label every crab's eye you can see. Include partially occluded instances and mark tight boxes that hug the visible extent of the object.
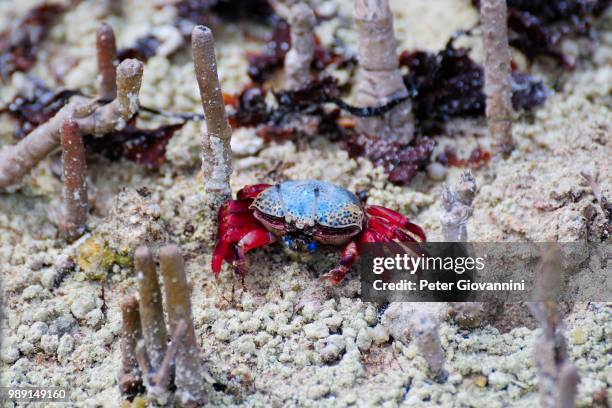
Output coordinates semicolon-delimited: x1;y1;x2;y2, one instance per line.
283;236;293;247
306;242;317;252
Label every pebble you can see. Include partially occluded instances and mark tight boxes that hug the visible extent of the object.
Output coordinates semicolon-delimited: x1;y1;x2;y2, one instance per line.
40;334;59;354
33;307;51;323
316;1;337;19
40;268;58;289
320;335;346;362
242;318;261;333
356;328;373;351
473;375;488;388
371;324;390;345
570;328;587;345
303;322;330;340
234;337;256;354
22;285;43;300
71;294;96;319
97;328;115;346
1;339;20;364
86;309;104;328
427;162;447;181
57;335;74;359
27;322;49;343
488;371;510;390
19;341;35;355
50;315;76;336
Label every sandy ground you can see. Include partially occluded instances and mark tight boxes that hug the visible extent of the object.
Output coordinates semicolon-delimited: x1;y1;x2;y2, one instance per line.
0;0;611;407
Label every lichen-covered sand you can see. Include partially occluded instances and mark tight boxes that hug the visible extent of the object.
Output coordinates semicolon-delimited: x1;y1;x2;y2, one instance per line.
1;0;610;407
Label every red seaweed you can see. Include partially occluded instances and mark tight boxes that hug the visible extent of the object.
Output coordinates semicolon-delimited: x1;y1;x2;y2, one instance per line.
227;77;348;141
437;146;492;169
0;3;66;79
246;20;291;84
84;118;184;169
0;81;77;138
347;134;436;185
246;19;348;84
400;39;547;134
1;83;184;168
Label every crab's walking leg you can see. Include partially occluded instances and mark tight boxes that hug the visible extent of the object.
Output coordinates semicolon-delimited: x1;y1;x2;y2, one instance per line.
234;230;277;274
321;241;359;285
368;216;418;243
212;226;259;273
216;197;258;240
366;205;426;241
219;200;253;218
237;183;272;199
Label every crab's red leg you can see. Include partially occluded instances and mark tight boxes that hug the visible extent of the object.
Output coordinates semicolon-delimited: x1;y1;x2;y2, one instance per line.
321;241;359;285
368;216;419;243
218;213;261;235
220;200;253;216
366;205;426;241
234;229;277;274
361;223;409;260
237;183;272;199
212;225;260;274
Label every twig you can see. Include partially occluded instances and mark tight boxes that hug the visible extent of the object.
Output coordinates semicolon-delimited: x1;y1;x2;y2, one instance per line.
59;118;88;242
284;2;316;90
412;312;447;383
529;244;578;408
134;245;168;371
442;171;495;329
192;25;233;207
353;0;414;143
118;294;144;397
96;22;118;101
557;363;579;408
581;171;610;214
480;0;514;156
0;59;143;189
158;244;208;407
152;319;188;391
439;171;477;242
135;339;152;383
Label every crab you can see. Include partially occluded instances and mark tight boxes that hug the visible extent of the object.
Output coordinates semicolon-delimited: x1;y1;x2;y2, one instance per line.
212;180;426;284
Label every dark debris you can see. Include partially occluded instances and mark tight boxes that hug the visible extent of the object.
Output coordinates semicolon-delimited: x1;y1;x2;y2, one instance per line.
473;0;610;65
176;0;275;33
437;145;492;169
227;77;348;142
0;3;66;79
117;35;161;62
346;134;436;185
0;81;77;138
246;19;348;84
401;39;547;134
84;118;184;169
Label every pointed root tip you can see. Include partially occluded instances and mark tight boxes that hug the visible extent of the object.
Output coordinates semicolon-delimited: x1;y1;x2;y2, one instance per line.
291;2;315;23
192;25;213;39
96;22;115;38
191;25;214;50
134;245;153;264
117;59;144;80
159;244;181;261
60;117;80;136
121;294;140;312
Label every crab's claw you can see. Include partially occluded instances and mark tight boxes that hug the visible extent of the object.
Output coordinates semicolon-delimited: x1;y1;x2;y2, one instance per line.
212;184;275;276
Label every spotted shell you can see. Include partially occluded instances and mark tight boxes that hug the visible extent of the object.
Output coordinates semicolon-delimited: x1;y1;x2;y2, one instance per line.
251;180;363;230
